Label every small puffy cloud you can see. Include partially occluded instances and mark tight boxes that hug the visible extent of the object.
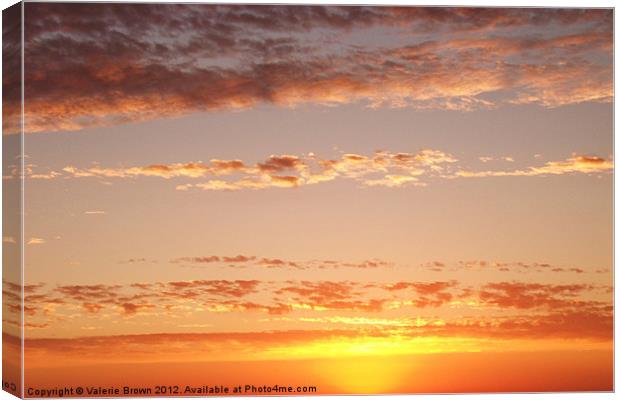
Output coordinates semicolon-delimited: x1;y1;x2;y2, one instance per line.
532;155;613;175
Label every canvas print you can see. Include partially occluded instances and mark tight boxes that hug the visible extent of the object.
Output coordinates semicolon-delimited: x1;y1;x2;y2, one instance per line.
2;3;614;397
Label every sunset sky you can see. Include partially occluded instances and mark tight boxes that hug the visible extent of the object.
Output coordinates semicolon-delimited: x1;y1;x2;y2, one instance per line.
2;4;613;394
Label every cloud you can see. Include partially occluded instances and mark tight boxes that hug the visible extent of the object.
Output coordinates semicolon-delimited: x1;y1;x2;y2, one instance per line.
363;175;423;188
28;151;611;191
15;307;612;366
164;280;261;299
383;281;457;307
421;261;447;271
275;281;387;312
531;155;614;175
170;254;392;270
56;284;122;302
118;258;157;264
32;149;458;191
422;260;594;274
477;281;606;310
3;281;65;318
479;156;514;163
212;301;293;315
7;258;608;318
84;210;106;215
171;255;258;264
384;281;457;294
82;303;104;314
457;155;613;178
172;256;222;264
270;175;303;188
400;309;612;342
13;263;609;339
12;5;611;134
7;279;262;320
63;163;212;179
18;328;386;365
27;238;46;245
257;155;304;173
257;258;290;267
119;302;156;316
210;159;247;174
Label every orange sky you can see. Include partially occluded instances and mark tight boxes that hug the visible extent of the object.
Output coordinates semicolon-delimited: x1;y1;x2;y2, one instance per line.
2;3;614;396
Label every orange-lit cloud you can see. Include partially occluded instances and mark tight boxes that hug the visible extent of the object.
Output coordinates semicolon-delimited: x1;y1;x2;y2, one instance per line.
477;282;610;311
7;250;611;331
383;281;457;307
30;149;457;190
457;155;613;178
9;269;610;327
421;259;601;274
16;304;612;367
170;254;392;270
23;151;612;191
274;281;388;312
10;5;611;134
9;257;611;372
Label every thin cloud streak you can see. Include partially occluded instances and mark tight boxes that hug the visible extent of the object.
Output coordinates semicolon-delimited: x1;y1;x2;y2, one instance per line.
21;151;613;191
457;155;613;178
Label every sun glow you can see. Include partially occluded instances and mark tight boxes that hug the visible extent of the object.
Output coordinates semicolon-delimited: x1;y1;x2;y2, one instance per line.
315;356;416;394
263;335;485;360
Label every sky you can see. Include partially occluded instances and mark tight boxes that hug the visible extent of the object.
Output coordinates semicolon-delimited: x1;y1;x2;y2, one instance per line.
2;4;614;395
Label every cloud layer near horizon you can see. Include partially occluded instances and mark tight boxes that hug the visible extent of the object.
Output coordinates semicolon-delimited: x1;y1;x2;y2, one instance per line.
3;268;612;365
4;255;612;339
4;5;612;134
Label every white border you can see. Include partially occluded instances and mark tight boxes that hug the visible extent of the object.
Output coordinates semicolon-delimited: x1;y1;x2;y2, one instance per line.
0;1;615;400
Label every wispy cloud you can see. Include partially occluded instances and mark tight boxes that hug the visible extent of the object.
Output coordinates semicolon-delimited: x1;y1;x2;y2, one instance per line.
458;155;613;178
24;151;612;191
421;259;604;274
32;149;455;190
170;254;392;270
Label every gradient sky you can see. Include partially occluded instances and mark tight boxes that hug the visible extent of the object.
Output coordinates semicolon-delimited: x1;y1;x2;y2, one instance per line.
2;4;614;394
